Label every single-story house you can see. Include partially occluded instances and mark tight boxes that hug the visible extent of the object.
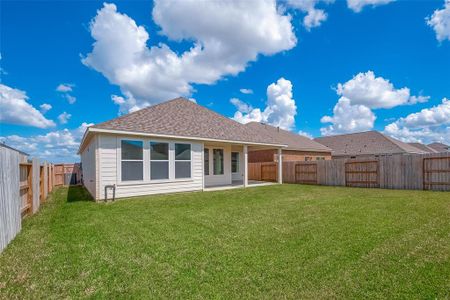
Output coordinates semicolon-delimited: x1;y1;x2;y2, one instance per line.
407;143;438;153
78;98;287;201
314;131;427;159
244;122;332;162
427;142;449;152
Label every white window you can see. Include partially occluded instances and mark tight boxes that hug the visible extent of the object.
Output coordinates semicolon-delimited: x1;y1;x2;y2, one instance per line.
231;152;239;173
213;149;224;175
121;140;143;181
204;148;209;175
175;143;191;179
150;141;169;180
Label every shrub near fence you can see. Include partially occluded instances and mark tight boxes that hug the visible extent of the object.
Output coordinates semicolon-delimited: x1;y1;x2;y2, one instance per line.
249;153;450;191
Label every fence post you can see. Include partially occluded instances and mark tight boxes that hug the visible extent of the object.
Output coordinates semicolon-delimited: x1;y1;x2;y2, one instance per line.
32;158;40;213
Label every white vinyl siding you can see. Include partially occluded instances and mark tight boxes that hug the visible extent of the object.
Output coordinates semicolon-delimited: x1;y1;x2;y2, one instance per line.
96;134;202;200
80;136;97;198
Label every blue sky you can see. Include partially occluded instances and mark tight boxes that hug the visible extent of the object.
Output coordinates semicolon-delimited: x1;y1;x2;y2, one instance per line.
1;0;449;162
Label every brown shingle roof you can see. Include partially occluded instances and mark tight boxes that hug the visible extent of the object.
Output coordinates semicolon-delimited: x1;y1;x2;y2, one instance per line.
91;98;282;145
245;122;331;152
407;143;438;153
427;142;449;152
314;131;427;156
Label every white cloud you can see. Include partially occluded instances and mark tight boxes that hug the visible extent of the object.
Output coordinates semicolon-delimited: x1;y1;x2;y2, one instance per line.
347;0;395;13
320;71;429;135
0;122;93;162
230;98;253;114
298;130;313;138
426;0;450;42
320;97;376;136
390;98;450;129
240;88;253;95
384;98;450;144
232;77;297;130
58;112;71;124
287;0;334;30
111;92;141;114
64;94;76;104
56;83;74;92
0;84;55;128
56;83;76;104
39;103;52;114
82;2;296;113
336;71;428;109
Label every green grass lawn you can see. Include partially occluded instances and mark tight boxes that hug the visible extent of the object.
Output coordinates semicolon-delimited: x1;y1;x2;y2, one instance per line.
0;185;449;299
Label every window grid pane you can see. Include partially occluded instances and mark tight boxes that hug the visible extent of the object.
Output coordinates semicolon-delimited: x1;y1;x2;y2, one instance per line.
231;152;239;173
150;142;169;160
121;140;143;160
175;144;191;160
213;149;224;175
150;161;169;180
204;149;209;175
175;161;191;179
121;161;143;181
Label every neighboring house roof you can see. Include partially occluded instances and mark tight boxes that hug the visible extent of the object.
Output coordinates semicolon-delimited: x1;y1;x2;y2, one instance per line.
314;131;427;156
245;122;331;153
80;98;285;152
407;143;438;153
0;143;29;156
427;142;449;152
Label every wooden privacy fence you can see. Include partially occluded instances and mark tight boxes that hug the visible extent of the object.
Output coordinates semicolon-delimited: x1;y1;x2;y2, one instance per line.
1;144;57;252
54;163;81;186
249;152;450;191
248;162;278;182
295;163;318;185
423;156;450;191
345;160;379;188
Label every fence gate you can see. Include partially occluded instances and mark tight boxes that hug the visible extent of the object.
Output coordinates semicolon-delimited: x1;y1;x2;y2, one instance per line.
261;164;277;182
345;160;379;188
295;163;318;184
423;156;450;191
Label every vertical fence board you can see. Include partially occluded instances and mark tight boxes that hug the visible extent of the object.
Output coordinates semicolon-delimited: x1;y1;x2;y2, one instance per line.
0;146;21;252
32;158;40;213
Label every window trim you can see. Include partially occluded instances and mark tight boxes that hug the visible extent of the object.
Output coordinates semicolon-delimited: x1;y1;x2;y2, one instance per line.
174;142;192;179
119;138;145;184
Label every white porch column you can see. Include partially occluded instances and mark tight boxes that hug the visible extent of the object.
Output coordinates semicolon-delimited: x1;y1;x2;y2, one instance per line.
277;148;283;184
244;145;248;187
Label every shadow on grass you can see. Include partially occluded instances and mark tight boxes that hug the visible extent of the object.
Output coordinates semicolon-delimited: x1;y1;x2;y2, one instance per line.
67;185;94;202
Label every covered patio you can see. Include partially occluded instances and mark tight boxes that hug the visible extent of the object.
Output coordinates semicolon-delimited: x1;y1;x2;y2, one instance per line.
203;143;283;191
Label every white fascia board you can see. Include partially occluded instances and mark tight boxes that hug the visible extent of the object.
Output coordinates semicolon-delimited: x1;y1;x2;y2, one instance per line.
85;127;288;148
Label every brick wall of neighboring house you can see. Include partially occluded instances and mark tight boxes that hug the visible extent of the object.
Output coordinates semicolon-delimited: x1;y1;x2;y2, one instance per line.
248;149;332;163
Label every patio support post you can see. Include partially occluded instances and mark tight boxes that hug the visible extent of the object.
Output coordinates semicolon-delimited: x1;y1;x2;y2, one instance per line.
244;145;248;187
278;148;283;184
